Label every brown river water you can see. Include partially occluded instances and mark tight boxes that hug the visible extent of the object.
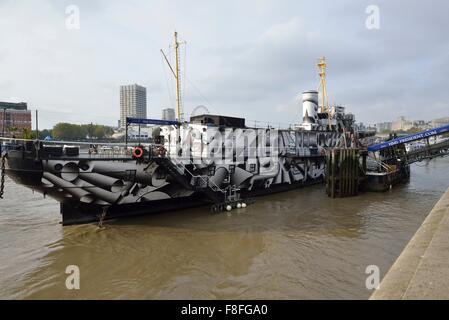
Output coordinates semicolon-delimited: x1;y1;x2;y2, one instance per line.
1;157;449;299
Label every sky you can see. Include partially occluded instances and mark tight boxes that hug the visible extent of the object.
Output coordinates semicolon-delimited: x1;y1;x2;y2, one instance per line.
0;0;448;129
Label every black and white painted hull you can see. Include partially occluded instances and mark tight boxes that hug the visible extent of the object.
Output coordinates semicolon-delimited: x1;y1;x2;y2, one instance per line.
4;125;342;226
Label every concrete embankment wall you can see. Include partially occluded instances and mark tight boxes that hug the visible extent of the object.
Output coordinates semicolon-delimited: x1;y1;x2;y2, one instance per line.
371;186;449;299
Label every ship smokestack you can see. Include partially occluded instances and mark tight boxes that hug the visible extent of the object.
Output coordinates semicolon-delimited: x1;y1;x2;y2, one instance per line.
301;90;318;129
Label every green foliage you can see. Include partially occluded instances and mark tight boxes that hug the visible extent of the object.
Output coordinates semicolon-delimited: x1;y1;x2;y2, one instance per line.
21;128;37;140
406;127;422;134
51;123;113;140
7;126;18;134
38;129;53;140
52;123;80;140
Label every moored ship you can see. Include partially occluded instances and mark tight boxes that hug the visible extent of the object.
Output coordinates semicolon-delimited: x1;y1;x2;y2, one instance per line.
1;34;369;226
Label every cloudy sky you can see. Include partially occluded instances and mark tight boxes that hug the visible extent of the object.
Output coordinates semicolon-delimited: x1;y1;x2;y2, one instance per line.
0;0;448;129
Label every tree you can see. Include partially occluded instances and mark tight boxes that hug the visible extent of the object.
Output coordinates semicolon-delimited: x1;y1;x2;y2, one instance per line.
406;127;422;134
52;123;114;141
39;129;53;140
53;123;84;140
93;125;114;139
7;126;18;137
21;128;37;140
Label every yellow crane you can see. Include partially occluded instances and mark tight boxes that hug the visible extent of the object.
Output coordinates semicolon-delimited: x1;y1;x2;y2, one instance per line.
317;57;332;129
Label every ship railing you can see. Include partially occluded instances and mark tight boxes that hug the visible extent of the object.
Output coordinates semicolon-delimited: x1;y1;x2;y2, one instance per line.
0;137;155;159
246;119;293;130
366;156;395;173
369;138;449;165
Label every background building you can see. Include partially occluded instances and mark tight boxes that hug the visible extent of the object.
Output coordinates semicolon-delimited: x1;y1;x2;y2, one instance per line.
376;122;393;133
412;120;426;127
162;108;176;121
431;117;449;128
120;84;147;128
392;116;413;132
0;101;32;137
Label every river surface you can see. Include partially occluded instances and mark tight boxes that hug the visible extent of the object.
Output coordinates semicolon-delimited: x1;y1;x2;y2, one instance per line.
1;157;449;299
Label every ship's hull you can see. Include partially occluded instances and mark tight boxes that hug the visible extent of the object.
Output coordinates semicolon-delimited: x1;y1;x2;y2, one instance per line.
59;194;210;225
363;165;410;192
5;151;325;225
56;178;323;226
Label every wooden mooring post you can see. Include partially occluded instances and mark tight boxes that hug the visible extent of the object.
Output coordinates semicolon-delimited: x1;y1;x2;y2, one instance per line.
326;148;364;198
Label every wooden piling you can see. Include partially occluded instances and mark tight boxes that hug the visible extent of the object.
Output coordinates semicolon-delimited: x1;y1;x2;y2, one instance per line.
325;148;363;198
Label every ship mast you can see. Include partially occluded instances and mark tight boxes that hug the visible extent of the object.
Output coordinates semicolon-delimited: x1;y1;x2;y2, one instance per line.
317;57;331;129
161;31;184;123
174;31;183;123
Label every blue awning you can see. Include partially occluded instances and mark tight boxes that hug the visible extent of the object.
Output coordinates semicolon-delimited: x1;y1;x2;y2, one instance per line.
368;124;449;152
126;117;179;126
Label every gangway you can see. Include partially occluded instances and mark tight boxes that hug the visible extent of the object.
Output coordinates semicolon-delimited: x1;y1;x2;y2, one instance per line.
368;124;449;152
367;124;449;165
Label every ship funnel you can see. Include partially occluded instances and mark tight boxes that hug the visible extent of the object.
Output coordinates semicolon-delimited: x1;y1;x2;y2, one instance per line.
302;90;318;124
